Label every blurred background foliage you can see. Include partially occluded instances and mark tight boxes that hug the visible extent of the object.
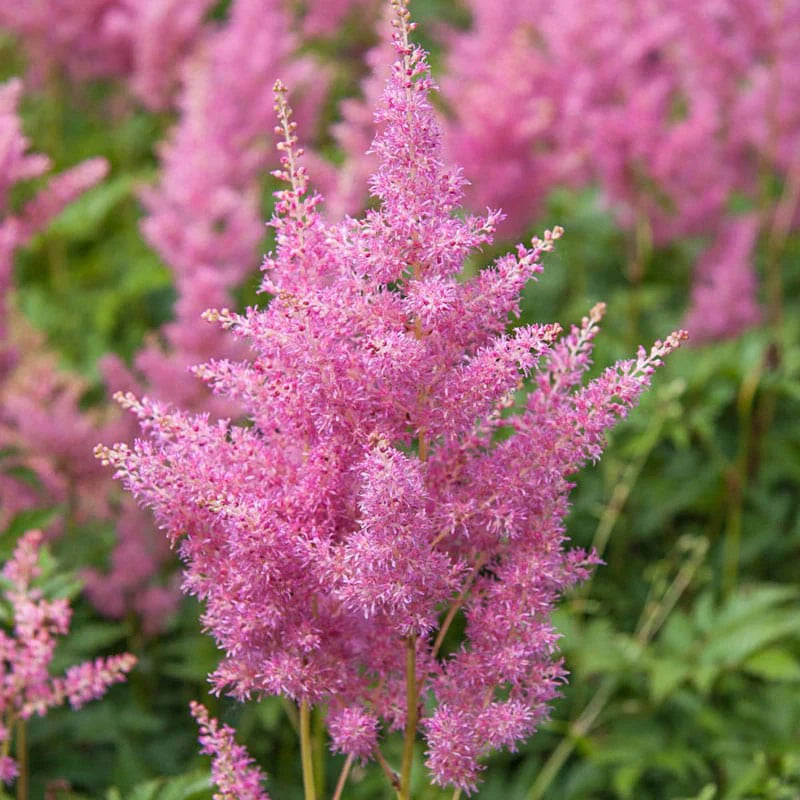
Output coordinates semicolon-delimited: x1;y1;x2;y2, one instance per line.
1;0;799;798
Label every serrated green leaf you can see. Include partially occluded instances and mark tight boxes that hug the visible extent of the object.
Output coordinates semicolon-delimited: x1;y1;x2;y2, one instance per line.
153;770;212;800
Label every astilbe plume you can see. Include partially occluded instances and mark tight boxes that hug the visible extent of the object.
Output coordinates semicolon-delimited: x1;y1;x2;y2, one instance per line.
437;0;800;342
190;701;270;800
0;530;135;784
0;0;216;109
0;77;110;529
0;78;107;360
0;74;176;626
98;2;685;792
90;0;327;628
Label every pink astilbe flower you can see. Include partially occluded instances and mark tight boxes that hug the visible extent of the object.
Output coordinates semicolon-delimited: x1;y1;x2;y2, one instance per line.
440;0;569;236
99;2;684;792
299;0;379;37
0;77;109;529
684;215;762;343
0;78;107;353
190;701;270;800
437;0;800;340
90;0;327;627
0;531;135;784
0;331;121;532
0;0;216;109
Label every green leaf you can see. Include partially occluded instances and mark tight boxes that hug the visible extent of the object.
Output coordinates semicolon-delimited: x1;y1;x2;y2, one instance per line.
121;771;212;800
44;175;136;240
701;609;800;667
1;463;43;490
649;658;691;703
1;506;62;543
742;648;800;682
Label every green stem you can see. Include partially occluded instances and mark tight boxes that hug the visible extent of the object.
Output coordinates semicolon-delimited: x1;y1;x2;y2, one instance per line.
16;718;27;800
374;747;402;798
312;704;325;797
331;754;354;800
399;635;418;799
299;700;316;800
722;357;761;599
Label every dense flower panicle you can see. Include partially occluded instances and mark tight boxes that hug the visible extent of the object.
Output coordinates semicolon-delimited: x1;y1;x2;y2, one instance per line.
0;0;215;109
436;0;800;340
0;78;108;323
327;704;379;763
299;0;378;37
190;701;270;800
90;0;328;626
0;531;135;784
0;331;122;532
100;2;684;791
0;78;110;531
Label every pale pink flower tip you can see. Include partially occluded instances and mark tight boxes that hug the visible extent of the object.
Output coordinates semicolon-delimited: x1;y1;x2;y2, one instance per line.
62;653;137;710
190;701;270;800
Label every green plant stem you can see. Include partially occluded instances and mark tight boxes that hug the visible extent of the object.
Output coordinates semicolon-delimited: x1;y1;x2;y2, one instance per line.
299;700;316;800
374;746;402;797
331;754;354;800
722;357;762;599
625;209;652;345
16;719;27;800
527;536;707;800
399;634;418;799
312;704;326;797
451;789;462;800
282;697;300;734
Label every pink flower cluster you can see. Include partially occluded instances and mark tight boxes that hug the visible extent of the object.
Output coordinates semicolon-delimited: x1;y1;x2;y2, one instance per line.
190;701;269;800
0;530;135;784
0;0;215;109
0;77;111;530
90;0;327;629
99;3;685;792
0;78;107;356
319;0;796;343
438;0;799;341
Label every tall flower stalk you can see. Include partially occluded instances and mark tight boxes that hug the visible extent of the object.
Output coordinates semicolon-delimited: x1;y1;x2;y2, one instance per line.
98;1;685;794
0;531;135;796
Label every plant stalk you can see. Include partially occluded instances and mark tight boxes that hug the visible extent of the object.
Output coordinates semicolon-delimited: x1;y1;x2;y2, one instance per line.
332;754;354;800
16;718;27;800
299;700;316;800
399;635;418;799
